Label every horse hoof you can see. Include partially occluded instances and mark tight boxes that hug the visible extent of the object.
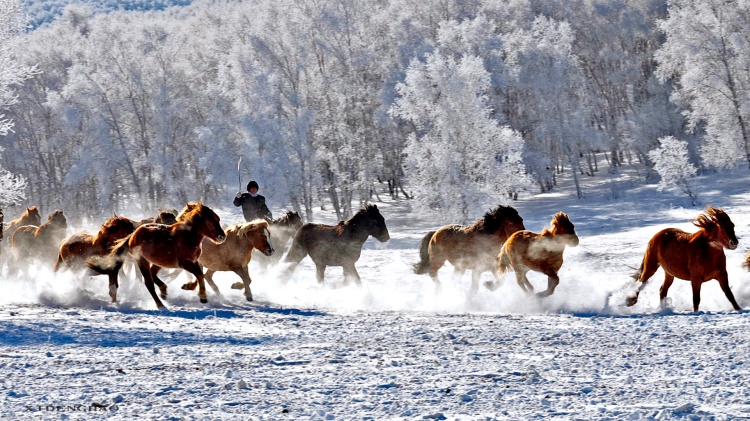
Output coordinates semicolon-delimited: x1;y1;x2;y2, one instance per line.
181;282;197;291
230;282;244;290
625;296;638;307
245;295;253;302
200;297;208;304
483;281;500;291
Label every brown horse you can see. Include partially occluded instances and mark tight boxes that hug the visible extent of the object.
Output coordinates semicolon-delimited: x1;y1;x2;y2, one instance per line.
181;219;274;301
54;215;137;272
1;206;42;260
282;204;389;284
626;206;740;312
252;210;303;269
88;203;226;309
494;212;579;297
413;205;525;293
11;210;68;270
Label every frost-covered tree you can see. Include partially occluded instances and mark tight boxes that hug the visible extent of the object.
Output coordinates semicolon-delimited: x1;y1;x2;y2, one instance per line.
648;135;698;205
0;0;34;208
392;52;527;223
656;0;750;169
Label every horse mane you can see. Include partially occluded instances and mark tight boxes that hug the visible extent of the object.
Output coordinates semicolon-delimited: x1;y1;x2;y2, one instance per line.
227;219;269;237
542;212;569;236
93;215;135;246
694;205;727;230
467;205;521;234
177;202;204;222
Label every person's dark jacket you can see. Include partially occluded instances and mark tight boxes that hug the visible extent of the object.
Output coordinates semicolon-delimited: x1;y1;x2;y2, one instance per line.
234;193;273;222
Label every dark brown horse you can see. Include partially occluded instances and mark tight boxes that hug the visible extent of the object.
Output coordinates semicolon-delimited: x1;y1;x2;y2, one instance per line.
54;215;137;273
626;206;740;312
11;210;68;269
494;212;579;297
413;205;525;293
251;210;303;269
182;220;275;301
282;204;389;284
88;203;226;309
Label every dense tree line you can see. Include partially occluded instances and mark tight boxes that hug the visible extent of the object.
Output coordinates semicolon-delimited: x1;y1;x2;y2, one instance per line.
2;0;748;223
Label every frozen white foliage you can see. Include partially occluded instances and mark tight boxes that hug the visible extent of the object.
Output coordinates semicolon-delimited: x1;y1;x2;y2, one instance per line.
392;53;527;222
648;136;698;204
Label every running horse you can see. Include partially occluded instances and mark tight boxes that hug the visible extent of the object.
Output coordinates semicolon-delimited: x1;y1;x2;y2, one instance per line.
11;209;68;270
54;215;137;272
413;205;525;293
182;219;275;301
88;202;226;309
494;212;579;297
1;206;42;260
282;204;389;284
626;206;740;312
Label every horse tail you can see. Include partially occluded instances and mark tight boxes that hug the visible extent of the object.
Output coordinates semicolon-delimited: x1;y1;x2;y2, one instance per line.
497;244;511;276
743;252;750;272
282;233;308;266
53;252;64;273
86;234;132;275
413;231;435;275
630;262;644;280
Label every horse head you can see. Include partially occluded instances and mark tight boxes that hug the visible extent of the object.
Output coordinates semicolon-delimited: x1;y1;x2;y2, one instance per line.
249;220;275;256
362;204;390;242
48;210;68;231
179;202;226;244
25;206;42;226
697;206;738;250
486;205;525;240
551;212;579;247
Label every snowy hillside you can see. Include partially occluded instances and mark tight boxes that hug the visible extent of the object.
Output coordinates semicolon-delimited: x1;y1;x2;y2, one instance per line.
2;165;750;419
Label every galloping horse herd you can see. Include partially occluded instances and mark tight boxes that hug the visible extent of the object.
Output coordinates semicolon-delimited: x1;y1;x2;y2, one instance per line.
0;201;746;312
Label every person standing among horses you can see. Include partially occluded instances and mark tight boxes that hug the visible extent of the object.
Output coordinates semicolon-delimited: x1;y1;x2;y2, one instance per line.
234;180;273;222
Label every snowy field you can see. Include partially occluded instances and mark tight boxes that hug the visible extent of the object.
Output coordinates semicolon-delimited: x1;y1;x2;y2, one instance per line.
3;167;750;419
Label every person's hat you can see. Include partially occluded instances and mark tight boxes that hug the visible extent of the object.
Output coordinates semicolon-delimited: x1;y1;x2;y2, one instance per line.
247;180;259;191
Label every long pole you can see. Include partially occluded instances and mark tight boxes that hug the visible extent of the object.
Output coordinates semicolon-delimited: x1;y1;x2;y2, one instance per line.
237;157;242;192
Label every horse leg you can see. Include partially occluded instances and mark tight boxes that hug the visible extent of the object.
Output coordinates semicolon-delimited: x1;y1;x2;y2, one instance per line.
181;260;208;303
204;269;221;295
343;264;361;286
691;279;703;313
108;271;120;303
315;263;326;284
537;269;560;297
469;269;482;295
717;270;741;312
515;270;534;295
231;267;254;301
626;246;660;306
150;265;168;300
138;259;166;310
659;274;675;309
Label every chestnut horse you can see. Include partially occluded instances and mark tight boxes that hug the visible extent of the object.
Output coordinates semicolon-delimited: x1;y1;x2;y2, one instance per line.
181;219;275;301
251;210;303;269
11;210;68;270
1;206;42;260
136;209;178;227
626;206;740;312
54;215;137;273
494;212;579;297
282;204;389;284
413;205;525;293
87;203;226;309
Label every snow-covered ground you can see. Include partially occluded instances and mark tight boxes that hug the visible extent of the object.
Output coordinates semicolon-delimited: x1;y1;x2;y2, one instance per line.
3;165;750;420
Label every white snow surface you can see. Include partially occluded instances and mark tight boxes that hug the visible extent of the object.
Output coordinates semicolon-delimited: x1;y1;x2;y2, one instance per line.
3;167;750;420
